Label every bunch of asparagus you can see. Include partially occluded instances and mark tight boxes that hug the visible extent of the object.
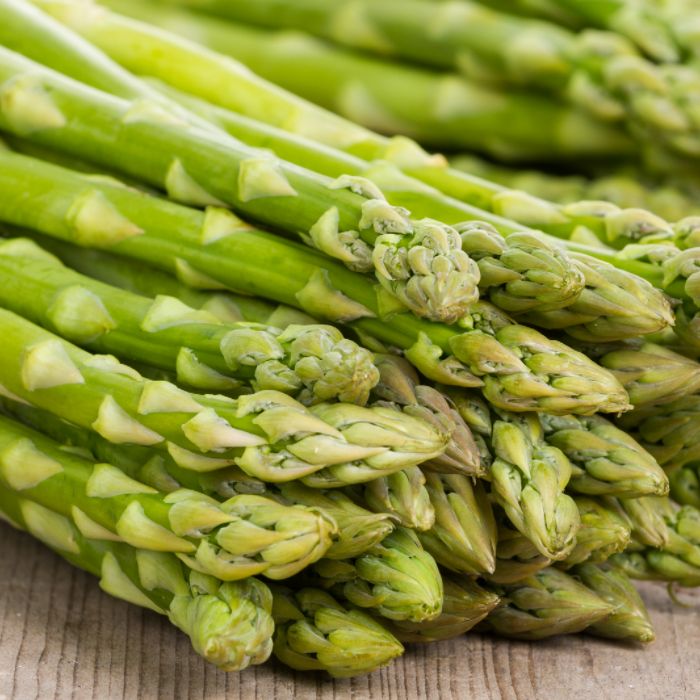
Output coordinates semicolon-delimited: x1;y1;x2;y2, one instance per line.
0;0;698;678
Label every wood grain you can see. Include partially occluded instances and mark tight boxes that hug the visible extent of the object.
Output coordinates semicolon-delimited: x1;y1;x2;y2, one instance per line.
1;523;699;700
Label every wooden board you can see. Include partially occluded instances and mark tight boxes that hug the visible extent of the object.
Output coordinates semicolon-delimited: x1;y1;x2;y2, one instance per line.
2;523;699;700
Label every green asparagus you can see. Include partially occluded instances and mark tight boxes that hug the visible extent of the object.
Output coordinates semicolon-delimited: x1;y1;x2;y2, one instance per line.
0;412;338;579
541;414;669;497
156;0;700;158
0;479;275;670
479;567;613;639
0;237;380;404
48;0;678;251
382;575;501;643
418;471;498;576
270;585;403;677
0;46;483;324
487;522;551;584
309;527;444;623
0;151;630;415
0;396;399;561
574;563;655;643
0;308;447;484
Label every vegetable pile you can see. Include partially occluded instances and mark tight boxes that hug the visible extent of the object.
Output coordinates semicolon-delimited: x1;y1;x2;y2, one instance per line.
0;0;699;678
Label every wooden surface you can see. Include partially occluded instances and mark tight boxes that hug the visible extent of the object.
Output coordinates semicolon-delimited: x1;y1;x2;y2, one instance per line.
2;523;700;700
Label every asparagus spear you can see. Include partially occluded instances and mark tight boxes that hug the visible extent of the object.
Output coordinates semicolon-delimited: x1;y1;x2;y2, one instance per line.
308;527;444;623
0;308;447;483
573;340;700;408
615;496;671;549
0;395;398;560
0;237;380;404
0;481;275;671
574;563;655;643
270;585;403;677
0;47;479;324
560;497;632;568
155;0;700;158
541;413;669;498
418;471;498;576
0;412;337;579
372;354;483;477
360;467;435;532
487;522;551;585
46;0;676;250
613;503;700;588
17;230;321;329
0;151;630;415
479;567;614;639
381;574;500;643
451;154;700;223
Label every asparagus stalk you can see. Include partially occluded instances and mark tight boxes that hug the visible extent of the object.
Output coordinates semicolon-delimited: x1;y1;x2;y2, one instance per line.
618;395;700;506
451;154;700;223
0;481;275;671
0;151;630;415
0;46;479;324
418;471;498;576
613;503;700;588
360;467;435;532
615;496;671;549
308;527;444;623
270;585;403;677
372;354;483;477
0;395;398;561
486;522;551;585
381;574;501;643
46;0;679;251
540;413;669;498
0;237;380;404
0;412;337;579
479;567;614;639
18;230;320;329
574;563;655;643
0;308;447;484
573;340;700;408
154;0;700;158
560;497;632;568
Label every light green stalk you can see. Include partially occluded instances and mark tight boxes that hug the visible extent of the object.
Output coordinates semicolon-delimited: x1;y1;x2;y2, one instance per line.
613;503;700;588
154;0;700;158
487;522;551;585
488;410;580;560
573;340;700;408
372;354;483;477
479;567;614;639
451;155;700;223
0;412;336;580
574;563;655;643
614;496;671;549
418;471;497;576
541;413;669;498
270;586;403;678
0;396;398;561
309;527;444;622
0;151;630;415
360;467;435;532
0;237;380;404
0;309;446;483
0;479;274;670
560;497;632;568
0;45;478;324
381;575;500;643
44;0;680;251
